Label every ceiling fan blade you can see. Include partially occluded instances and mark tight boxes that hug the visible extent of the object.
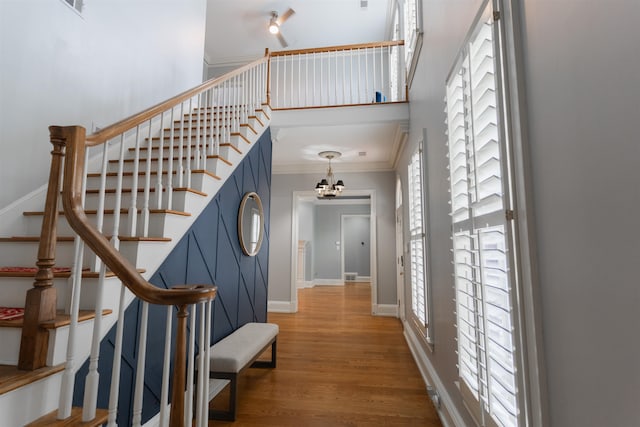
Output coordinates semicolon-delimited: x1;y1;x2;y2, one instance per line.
276;8;295;25
276;32;289;48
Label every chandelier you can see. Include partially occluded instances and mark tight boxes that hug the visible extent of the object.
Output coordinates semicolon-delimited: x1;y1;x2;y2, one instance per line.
315;151;345;198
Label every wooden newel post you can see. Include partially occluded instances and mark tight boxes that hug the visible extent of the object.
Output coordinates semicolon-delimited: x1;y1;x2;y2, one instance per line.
265;48;272;106
18;126;68;370
170;304;189;427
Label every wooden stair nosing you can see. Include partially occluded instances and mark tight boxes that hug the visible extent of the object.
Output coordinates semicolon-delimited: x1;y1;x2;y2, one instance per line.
26;406;108;427
0;235;170;243
0;364;65;396
86;170;176;177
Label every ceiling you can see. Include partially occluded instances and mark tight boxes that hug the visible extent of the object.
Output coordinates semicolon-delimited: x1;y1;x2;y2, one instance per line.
204;0;404;175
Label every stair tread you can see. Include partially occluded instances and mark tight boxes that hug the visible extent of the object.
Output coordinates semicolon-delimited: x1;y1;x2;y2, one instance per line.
0;363;65;396
26;406;108;427
111;153;231;164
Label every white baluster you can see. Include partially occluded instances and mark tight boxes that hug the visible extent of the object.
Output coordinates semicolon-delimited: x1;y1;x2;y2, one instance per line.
297;53;301;108
155;112;165;210
178;102;185;188
215;84;221;156
128;125;141;237
195;94;201;171
58;147;89;420
82;261;106;422
159;306;173;427
333;50;339;105
111;133;126;250
166;108;175;210
142;120;153;237
195;303;206;427
106;284;127;427
365;48;370;103
199;300;212;426
132;301;149;427
186;97;193;189
275;57;279;109
350;49;354;104
358;48;362;103
185;304;196;427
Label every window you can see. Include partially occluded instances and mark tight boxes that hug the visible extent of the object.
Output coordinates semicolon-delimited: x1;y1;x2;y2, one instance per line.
402;0;422;87
62;0;83;13
445;1;524;426
408;146;427;333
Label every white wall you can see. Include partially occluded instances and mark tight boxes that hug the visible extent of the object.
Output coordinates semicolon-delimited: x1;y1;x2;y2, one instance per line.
268;171;396;304
399;0;640;426
0;0;208;210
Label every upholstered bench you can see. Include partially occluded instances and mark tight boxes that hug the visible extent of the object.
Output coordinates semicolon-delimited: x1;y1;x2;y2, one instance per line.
207;322;278;421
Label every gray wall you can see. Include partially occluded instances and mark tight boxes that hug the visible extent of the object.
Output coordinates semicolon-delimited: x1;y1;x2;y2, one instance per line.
343;215;371;277
0;0;208;210
399;1;640;426
268;171;396;304
314;204;369;280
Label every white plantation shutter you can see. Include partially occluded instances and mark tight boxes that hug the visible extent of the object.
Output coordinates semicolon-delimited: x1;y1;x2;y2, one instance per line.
446;3;520;426
408;148;427;328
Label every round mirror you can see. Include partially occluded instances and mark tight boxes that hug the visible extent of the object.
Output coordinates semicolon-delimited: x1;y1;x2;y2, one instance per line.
238;192;264;256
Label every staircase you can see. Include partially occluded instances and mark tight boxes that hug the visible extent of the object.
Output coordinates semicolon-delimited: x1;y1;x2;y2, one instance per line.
0;56;271;426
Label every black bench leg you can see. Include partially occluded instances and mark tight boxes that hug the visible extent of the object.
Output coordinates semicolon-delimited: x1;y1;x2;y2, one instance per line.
251;339;277;369
209;372;238;421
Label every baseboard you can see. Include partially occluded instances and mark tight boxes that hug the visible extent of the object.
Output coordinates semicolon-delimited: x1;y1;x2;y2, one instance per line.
296;280;314;289
373;304;398;317
356;276;371;282
403;323;467;427
313;279;344;286
267;300;296;313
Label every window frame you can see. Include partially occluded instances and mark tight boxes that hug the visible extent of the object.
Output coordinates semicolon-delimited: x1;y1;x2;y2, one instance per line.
407;142;433;346
445;0;547;426
401;0;423;89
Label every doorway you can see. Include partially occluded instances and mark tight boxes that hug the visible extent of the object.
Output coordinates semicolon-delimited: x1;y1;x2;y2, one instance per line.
341;215;371;283
290;190;377;314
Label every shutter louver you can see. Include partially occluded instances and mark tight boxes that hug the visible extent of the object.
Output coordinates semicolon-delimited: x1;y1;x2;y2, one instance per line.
408;150;427;327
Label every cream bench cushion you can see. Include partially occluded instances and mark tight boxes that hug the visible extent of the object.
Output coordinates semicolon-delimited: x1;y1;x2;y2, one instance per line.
210;322;279;372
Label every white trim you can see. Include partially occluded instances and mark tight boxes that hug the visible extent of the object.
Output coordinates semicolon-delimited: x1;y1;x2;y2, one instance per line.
312;279;345;286
291;189;378;315
267;300;297;313
373;304;398;317
404;323;467;427
356;275;371;282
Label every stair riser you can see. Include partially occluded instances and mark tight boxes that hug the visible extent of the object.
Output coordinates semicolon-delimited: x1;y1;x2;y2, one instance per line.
0;272;129;314
0;239;155;271
23;211;181;239
81;190;198;212
105;156;226;176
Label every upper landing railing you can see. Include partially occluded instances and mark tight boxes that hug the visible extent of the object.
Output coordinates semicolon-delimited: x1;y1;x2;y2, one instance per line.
268;40;407;109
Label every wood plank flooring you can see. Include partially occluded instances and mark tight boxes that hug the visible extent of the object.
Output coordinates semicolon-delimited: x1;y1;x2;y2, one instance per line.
210;282;442;426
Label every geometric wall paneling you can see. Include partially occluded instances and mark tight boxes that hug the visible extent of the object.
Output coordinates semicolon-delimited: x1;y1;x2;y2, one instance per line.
72;128;272;425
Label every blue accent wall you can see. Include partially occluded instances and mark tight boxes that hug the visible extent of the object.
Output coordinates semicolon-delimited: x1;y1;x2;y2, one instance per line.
73;128;272;425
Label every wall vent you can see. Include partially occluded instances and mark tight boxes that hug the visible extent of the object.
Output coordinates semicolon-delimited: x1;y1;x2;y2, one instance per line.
344;272;357;282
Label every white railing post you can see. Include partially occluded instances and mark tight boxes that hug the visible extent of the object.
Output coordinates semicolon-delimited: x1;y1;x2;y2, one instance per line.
106;284;127;427
159;306;173;427
185;304;197;427
142;120;153;237
166;108;175;210
131;301;149;427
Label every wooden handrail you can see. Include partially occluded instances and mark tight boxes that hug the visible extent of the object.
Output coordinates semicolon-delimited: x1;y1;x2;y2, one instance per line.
270;40;405;57
57;125;217;306
86;54;269;146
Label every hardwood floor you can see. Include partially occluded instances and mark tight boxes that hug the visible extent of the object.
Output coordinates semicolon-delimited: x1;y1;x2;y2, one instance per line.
210;282;442;426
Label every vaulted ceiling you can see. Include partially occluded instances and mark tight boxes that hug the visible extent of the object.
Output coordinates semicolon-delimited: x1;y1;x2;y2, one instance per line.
204;0;404;175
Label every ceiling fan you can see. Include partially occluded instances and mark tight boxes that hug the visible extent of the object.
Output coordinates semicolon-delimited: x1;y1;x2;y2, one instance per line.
268;8;295;48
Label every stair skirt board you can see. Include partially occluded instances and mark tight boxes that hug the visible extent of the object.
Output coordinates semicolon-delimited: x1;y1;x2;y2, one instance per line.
0;107;272;424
